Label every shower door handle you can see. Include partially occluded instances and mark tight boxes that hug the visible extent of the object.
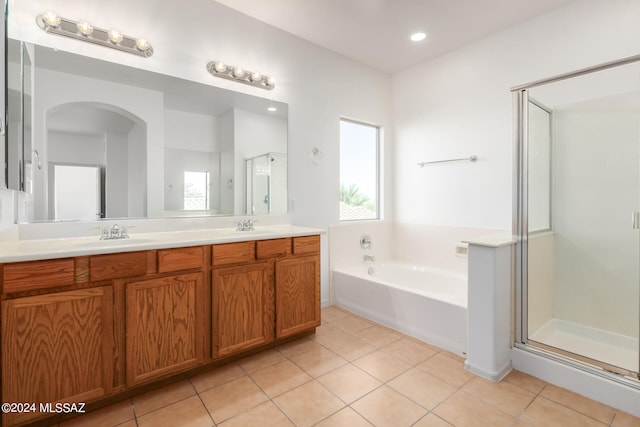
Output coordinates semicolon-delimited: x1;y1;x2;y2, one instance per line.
632;212;640;229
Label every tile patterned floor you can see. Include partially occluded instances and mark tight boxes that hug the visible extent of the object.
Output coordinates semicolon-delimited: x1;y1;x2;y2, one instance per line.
53;306;639;427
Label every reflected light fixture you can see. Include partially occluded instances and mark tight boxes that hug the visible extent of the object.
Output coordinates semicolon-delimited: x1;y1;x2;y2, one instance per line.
207;61;275;90
36;11;153;58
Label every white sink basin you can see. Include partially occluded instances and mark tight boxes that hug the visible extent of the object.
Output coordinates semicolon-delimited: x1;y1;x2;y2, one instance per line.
74;238;157;249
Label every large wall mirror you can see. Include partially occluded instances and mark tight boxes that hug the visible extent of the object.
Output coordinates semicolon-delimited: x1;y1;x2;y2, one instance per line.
5;38;288;222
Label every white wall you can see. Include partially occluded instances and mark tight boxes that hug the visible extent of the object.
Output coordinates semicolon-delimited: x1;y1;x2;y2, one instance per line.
392;0;640;230
553;106;639;338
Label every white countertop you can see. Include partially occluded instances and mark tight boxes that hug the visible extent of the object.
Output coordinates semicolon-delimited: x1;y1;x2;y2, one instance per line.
0;225;325;263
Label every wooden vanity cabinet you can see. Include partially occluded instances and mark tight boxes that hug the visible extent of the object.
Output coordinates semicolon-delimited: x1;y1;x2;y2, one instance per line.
211;242;274;358
125;271;207;386
275;236;321;338
1;286;114;426
124;246;209;386
0;235;320;425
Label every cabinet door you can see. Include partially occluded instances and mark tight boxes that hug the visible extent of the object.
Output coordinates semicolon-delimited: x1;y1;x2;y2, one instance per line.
275;255;321;338
212;262;274;357
2;287;114;426
126;273;205;386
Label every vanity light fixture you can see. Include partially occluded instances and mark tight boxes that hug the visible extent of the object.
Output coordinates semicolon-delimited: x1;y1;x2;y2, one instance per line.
206;61;275;90
36;11;154;58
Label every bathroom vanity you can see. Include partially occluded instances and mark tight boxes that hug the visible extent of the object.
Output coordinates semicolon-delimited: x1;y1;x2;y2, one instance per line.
0;227;321;426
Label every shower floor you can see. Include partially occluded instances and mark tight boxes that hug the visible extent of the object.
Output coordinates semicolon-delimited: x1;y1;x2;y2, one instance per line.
530;318;639;373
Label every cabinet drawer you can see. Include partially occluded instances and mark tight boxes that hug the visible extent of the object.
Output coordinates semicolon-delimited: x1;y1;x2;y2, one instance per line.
212;242;255;266
90;251;149;281
293;235;320;255
158;246;204;273
2;258;76;293
256;238;291;259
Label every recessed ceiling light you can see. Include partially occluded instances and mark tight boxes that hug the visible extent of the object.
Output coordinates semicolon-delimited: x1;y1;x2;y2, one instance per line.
410;31;428;42
267;106;277;112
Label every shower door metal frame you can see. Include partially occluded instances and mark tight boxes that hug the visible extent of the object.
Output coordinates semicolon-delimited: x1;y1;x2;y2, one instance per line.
512;53;640;386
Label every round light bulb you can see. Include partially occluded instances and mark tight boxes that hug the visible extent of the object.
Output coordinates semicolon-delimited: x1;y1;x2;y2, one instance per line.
107;29;124;44
250;71;262;82
76;20;93;36
266;76;275;87
232;66;245;78
214;61;226;73
43;10;61;27
410;31;427;42
135;37;150;51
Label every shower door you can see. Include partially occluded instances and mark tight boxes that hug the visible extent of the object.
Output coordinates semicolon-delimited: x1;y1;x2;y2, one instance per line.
516;58;640;379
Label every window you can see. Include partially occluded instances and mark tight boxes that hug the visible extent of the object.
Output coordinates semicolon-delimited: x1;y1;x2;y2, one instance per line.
183;171;210;210
339;119;380;221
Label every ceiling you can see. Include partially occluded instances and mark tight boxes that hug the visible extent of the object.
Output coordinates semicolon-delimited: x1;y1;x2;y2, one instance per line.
214;0;575;74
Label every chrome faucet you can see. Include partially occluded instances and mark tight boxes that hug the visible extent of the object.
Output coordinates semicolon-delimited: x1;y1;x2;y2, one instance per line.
363;254;375;262
100;224;130;240
236;219;255;231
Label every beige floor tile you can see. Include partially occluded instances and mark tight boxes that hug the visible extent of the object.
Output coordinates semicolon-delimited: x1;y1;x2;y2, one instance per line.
317;363;382;403
540;384;615;424
132;380;195;416
413;413;454;427
612;411;640;426
356;325;403;347
199;375;269;424
250;359;312;397
137;395;213;427
312;323;351;345
353;350;411;382
219;401;294;427
352;385;427;427
321;335;376;361
519;396;607;427
321;306;351;323
114;421;137;427
60;400;134;427
288;345;347;377
314;407;373;427
416;352;475;388
504;369;546;394
433;390;515;427
237;348;285;373
387;368;457;410
331;315;374;334
190;362;246;393
381;337;438;365
276;336;324;359
273;381;345;427
440;350;467;362
461;376;536;417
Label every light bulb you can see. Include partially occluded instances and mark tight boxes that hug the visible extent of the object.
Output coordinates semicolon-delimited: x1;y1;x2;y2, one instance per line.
76;20;93;36
213;61;226;73
135;38;150;51
232;66;245;78
107;29;124;44
42;10;61;27
265;76;275;87
250;71;262;82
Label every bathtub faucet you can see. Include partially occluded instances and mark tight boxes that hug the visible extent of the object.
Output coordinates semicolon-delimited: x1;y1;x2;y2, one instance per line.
363;254;375;262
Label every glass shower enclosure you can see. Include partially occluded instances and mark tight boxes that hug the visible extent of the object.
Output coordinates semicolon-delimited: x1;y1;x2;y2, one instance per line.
514;56;640;382
245;153;287;215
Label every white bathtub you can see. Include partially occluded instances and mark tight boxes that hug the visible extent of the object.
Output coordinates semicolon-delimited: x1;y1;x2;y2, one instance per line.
333;261;467;356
